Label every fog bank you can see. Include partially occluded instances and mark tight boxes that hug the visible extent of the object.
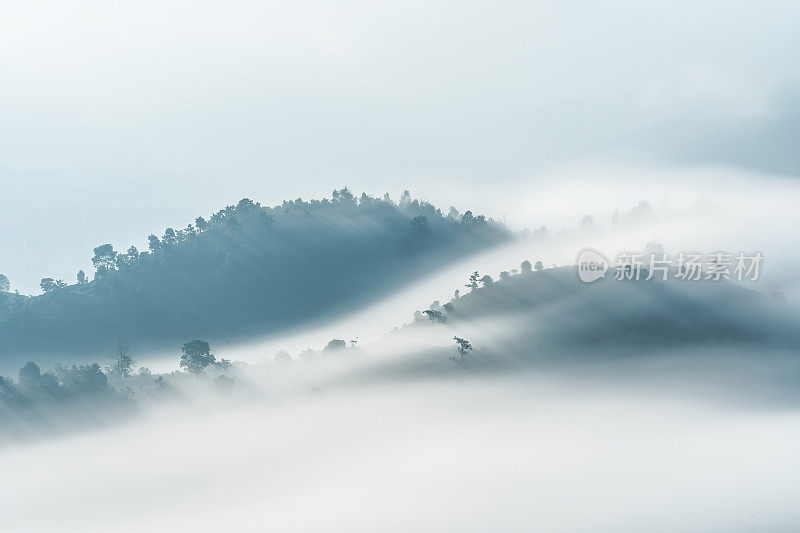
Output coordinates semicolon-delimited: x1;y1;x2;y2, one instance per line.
3;372;800;532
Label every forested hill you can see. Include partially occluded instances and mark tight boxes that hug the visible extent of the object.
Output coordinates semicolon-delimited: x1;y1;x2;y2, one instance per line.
0;189;508;362
409;264;799;354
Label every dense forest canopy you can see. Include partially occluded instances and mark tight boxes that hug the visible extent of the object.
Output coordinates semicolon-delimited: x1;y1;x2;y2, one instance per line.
0;189;507;363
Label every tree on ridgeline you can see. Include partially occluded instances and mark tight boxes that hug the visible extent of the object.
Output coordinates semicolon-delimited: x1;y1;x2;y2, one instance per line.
324;339;347;353
40;278;59;293
460;210;486;226
0;273;9;292
423;309;446;324
147;234;161;253
77;270;87;285
162;228;177;247
466;271;480;291
534;260;544;272
92;244;118;278
180;340;216;375
122;246;140;268
520;260;532;274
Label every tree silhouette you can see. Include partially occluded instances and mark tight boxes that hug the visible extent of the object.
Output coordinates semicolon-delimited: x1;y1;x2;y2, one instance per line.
109;340;135;378
324;339;347;352
452;337;473;361
162;228;177;246
122;246;140;268
180;340;216;375
423;309;446;324
147;234;161;253
92;244;118;278
40;278;59;292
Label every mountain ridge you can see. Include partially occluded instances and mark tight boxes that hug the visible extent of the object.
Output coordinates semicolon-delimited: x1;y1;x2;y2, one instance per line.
0;189;509;364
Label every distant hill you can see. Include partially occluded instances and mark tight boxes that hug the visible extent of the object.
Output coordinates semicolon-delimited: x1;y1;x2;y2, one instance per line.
408;265;799;357
0;189;508;363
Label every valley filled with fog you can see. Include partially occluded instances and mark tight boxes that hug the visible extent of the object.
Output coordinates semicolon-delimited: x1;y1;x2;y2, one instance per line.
5;363;800;533
3;170;800;532
3;0;800;529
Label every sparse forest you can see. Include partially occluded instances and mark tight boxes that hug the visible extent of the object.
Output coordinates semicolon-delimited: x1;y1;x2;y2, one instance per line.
406;260;799;354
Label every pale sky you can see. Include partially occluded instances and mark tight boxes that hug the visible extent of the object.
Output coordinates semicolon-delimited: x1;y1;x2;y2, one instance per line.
1;0;799;293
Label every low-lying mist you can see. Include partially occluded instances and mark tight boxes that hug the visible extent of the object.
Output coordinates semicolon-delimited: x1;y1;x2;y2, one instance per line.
4;355;800;532
3;164;799;531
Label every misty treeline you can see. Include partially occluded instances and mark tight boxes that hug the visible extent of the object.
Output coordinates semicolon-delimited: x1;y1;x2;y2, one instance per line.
0;339;227;442
410;258;544;326
0;189;508;360
405;259;799;358
0;332;412;443
0;322;481;419
0;340;249;420
4;255;798;443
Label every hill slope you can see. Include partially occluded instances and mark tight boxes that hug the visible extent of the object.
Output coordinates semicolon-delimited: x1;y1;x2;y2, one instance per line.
0;190;508;362
406;265;799;358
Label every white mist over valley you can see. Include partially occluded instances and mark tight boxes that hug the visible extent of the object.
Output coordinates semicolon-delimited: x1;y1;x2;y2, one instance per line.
2;1;799;531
